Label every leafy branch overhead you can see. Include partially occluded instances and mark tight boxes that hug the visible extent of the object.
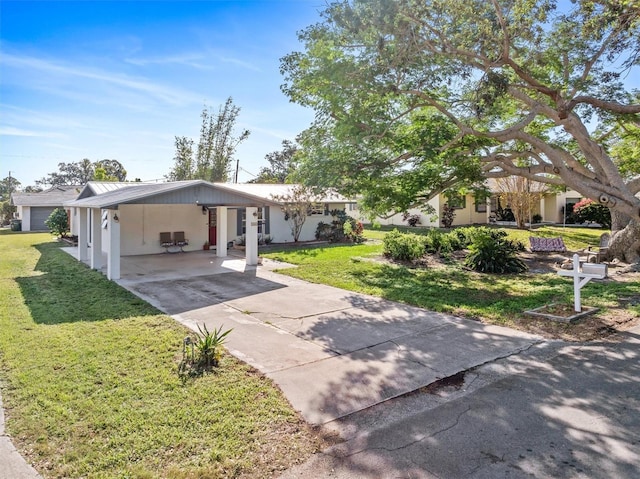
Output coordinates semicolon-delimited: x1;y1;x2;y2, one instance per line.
281;0;640;262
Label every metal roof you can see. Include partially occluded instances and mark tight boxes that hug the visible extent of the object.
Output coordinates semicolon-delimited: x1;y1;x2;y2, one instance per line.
63;181;354;209
216;183;354;203
11;185;83;207
64;180;288;209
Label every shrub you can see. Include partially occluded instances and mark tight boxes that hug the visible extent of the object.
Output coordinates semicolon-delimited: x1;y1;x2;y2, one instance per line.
383;229;425;261
315;210;364;243
441;204;456;228
532;213;543;224
343;217;365;243
402;212;421;227
573;199;611;228
423;229;463;255
45;208;69;238
464;232;527;274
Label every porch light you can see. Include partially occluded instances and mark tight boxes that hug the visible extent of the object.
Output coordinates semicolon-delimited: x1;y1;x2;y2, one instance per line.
113;213;119;223
202;205;208;215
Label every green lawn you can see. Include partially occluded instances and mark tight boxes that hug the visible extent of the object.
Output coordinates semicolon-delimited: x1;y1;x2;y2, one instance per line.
0;231;319;479
262;226;639;335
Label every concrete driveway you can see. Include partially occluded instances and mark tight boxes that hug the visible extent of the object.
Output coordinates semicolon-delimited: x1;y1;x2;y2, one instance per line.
118;253;542;425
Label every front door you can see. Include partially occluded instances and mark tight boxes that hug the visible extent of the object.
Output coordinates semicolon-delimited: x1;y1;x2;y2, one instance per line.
208;209;217;245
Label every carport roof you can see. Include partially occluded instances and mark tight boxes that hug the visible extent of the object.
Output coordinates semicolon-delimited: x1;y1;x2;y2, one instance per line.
63;180;284;209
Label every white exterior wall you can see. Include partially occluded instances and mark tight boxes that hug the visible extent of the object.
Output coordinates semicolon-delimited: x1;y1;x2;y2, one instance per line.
17;206;31;231
268;203;351;243
118;204;209;256
351;198;441;227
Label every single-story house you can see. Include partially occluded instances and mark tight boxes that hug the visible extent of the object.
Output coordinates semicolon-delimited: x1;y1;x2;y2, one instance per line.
62;180;353;280
351;186;586;228
10;185;82;231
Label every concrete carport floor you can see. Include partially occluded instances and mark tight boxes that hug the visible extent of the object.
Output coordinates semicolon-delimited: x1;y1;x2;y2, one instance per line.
117;251;542;426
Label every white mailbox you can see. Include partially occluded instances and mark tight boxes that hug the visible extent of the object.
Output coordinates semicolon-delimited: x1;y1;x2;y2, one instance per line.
558;254;606;312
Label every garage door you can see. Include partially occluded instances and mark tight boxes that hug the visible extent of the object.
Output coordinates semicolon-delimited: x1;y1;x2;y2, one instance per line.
30;207;56;231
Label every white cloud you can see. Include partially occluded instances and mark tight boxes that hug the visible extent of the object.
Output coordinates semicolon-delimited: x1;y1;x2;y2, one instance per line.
0;126;64;138
125;53;214;71
2;52;203;106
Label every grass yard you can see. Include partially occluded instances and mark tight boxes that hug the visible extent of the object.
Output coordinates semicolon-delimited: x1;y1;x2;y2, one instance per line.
262;226;640;340
0;231;320;478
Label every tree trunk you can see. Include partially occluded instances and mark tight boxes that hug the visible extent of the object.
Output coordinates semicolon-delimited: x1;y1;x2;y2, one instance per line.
608;218;640;264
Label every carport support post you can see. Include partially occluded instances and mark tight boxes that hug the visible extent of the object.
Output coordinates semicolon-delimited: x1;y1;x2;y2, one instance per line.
107;210;120;280
77;207;89;262
245;206;258;266
216;206;228;257
90;208;102;270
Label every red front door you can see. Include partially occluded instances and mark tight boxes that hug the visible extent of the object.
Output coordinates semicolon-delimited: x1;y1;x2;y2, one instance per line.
208;209;217;245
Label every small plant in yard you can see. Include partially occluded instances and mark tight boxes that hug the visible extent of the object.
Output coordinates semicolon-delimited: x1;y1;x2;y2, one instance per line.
44;208;69;238
180;324;233;377
402;212;421;227
441;204;456;228
464;232;527;274
383;229;425;261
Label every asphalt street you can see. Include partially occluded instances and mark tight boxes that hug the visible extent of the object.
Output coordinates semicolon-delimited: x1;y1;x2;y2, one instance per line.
280;327;640;479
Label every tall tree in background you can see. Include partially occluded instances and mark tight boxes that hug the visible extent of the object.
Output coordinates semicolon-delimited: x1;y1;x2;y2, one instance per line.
37;159;127;186
0;176;21;200
250;140;300;183
167;137;195;181
281;0;640;262
168;98;250;182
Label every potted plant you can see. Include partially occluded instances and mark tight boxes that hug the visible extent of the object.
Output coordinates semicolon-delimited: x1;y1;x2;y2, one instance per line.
203;241;210;250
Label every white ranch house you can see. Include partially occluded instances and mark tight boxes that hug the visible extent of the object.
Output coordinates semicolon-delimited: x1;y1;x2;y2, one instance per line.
351;188;587;228
62;181;352;280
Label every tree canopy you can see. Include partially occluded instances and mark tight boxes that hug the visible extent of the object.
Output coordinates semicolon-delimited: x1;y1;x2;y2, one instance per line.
167;98;250;182
281;0;640;261
249;140;300;183
37;159;127;186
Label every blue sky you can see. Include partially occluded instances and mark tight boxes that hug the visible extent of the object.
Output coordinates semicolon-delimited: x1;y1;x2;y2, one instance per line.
1;0;323;186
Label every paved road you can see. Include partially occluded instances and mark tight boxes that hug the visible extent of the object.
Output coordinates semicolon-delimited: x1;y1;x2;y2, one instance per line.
280;326;640;479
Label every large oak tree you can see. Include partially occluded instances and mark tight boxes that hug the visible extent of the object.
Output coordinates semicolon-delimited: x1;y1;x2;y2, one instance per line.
281;0;640;262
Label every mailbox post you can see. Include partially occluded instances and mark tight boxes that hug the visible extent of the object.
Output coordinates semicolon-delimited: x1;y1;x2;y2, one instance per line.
557;254;607;312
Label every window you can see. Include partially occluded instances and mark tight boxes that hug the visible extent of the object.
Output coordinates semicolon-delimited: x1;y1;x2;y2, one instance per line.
308;202;326;215
448;194;466;209
240;207;267;234
475;197;487;213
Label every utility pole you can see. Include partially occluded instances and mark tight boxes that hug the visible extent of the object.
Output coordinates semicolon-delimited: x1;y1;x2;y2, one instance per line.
234;159;239;184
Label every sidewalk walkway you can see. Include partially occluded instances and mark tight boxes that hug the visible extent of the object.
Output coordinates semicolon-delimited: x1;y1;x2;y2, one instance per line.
0;389;42;479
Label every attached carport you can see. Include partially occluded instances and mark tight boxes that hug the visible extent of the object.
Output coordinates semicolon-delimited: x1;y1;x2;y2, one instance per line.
64;181;280;281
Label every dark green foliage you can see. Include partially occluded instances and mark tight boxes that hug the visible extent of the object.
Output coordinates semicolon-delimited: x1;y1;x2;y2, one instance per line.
44;208;69;237
464;232;527;274
402;212;421;227
423;229;463;255
383;229;425;261
573;199;612;229
315;209;363;243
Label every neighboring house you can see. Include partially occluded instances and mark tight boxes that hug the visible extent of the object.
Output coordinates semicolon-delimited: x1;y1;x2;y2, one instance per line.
352;187;586;228
10;185;82;231
63;180;353;280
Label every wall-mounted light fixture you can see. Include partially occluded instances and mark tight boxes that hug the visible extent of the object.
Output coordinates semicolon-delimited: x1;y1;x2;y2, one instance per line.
252;210;258;217
113;213;119;223
202;205;208;215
